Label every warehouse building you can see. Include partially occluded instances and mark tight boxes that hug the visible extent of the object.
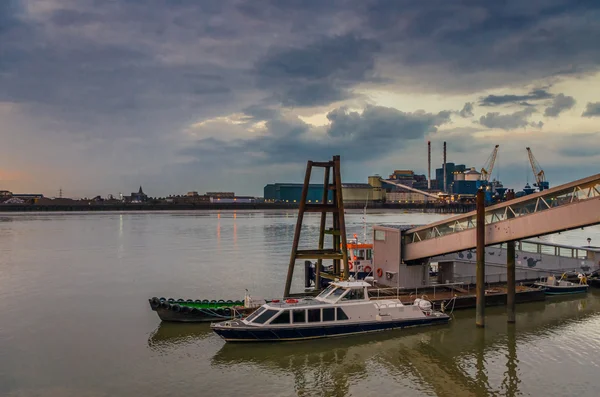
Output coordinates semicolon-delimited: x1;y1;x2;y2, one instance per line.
263;183;376;204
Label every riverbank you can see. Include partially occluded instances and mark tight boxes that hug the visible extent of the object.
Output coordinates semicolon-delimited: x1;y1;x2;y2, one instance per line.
0;201;476;213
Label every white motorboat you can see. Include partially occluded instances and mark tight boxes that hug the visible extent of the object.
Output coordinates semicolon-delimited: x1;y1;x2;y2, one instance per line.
211;280;450;342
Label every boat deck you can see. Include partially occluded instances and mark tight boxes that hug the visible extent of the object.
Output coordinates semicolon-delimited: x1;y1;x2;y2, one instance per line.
369;285;544;310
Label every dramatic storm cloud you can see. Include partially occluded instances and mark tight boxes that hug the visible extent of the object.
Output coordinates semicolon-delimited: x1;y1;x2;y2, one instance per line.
478;109;543;130
1;0;600;196
544;94;576;117
480;90;553;107
582;102;600;117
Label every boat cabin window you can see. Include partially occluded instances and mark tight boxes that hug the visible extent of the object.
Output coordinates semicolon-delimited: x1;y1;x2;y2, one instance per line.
322;308;335;322
328;288;346;300
342;288;365;301
336;307;349;320
245;307;266;322
270;310;290;324
366;250;372;260
253;309;279;324
292;309;305;323
308;308;321;323
317;285;337;299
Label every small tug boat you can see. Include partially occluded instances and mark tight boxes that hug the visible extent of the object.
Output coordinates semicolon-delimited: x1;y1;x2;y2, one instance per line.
211;280;450;342
533;274;589;295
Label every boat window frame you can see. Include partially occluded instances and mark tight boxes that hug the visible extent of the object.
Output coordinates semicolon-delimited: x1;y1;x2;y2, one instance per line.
245;306;266;323
252;309;279;324
336;307;349;320
292;309;306;324
322;307;335;322
324;287;347;302
270;309;290;325
307;308;321;323
340;287;366;301
316;284;337;299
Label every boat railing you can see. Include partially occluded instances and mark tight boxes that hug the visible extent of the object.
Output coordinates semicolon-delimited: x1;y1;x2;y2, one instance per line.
450;264;593;285
368;282;467;300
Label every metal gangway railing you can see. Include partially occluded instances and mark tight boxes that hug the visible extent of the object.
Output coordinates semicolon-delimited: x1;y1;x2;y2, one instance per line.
403;173;600;261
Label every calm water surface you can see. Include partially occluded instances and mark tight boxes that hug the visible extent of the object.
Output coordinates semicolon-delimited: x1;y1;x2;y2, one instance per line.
1;210;599;397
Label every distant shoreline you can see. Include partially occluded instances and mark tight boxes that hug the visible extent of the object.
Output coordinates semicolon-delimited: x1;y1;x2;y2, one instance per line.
0;202;476;213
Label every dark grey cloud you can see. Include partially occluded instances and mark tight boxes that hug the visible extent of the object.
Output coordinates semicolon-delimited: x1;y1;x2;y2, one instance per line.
362;1;600;92
582;102;600;117
182;105;451;165
544;94;576;117
478;108;543;130
479;89;553;107
459;102;474;118
254;34;381;107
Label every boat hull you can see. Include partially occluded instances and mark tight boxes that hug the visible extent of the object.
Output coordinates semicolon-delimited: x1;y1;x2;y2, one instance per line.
149;298;252;323
534;284;589;295
212;315;449;342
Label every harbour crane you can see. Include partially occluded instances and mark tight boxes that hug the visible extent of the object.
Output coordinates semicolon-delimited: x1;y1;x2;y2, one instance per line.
526;147;549;191
480;145;500;182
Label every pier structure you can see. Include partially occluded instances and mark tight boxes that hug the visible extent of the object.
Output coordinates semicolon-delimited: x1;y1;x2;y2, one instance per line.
401;173;600;260
369;172;600;325
283;155;349;298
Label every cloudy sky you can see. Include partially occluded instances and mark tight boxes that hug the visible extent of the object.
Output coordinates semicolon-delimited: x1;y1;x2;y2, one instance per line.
1;0;600;198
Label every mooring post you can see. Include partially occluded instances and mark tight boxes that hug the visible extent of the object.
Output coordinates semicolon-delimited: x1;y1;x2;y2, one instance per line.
507;240;516;323
476;188;485;328
506;189;516;323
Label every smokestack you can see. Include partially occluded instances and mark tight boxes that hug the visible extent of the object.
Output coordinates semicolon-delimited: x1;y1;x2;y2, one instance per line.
443;141;447;193
427;141;431;190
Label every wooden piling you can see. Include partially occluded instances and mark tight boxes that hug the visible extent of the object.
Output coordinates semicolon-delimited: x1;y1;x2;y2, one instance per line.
506;189;516;323
284;161;312;297
507;241;516;323
315;165;331;289
475;188;485;328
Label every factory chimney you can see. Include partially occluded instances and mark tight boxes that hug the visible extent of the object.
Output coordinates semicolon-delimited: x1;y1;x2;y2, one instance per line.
427;141;431;190
443;141;447;193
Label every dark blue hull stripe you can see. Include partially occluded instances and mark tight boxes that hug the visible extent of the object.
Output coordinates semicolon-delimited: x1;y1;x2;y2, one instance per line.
213;316;449;342
541;286;588;295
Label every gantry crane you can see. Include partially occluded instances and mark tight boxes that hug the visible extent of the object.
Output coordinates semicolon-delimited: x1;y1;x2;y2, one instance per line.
526;147;549;191
480;144;500;182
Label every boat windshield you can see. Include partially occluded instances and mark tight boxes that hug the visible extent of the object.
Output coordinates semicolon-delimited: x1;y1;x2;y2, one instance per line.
317;285;337;299
326;287;347;301
245;306;266;322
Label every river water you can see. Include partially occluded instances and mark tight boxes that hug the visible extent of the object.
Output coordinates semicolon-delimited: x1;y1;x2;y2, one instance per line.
1;210;599;397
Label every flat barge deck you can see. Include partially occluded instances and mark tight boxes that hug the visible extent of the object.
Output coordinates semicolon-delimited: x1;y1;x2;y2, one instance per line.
367;285;546;311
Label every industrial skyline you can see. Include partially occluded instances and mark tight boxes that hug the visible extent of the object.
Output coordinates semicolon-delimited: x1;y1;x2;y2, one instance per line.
1;1;599;197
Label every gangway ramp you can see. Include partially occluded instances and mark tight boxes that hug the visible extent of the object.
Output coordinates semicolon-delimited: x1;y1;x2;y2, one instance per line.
403;173;600;261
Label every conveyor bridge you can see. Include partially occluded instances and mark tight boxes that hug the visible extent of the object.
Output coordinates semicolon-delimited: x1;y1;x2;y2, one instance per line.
403;173;600;261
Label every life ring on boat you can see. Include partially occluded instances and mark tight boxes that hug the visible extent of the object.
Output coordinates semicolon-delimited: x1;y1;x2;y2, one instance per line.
363;265;372;274
285;299;298;304
348;262;354;271
376;268;383;277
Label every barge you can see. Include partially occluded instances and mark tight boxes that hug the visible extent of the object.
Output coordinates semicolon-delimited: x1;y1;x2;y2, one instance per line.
148;296;261;322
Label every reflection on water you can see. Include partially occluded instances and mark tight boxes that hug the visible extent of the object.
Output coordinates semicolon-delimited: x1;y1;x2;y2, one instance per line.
144;292;600;397
148;322;214;350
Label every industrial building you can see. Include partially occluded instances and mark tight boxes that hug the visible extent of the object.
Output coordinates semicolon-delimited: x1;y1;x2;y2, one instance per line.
263;183;377;204
264;183;333;203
